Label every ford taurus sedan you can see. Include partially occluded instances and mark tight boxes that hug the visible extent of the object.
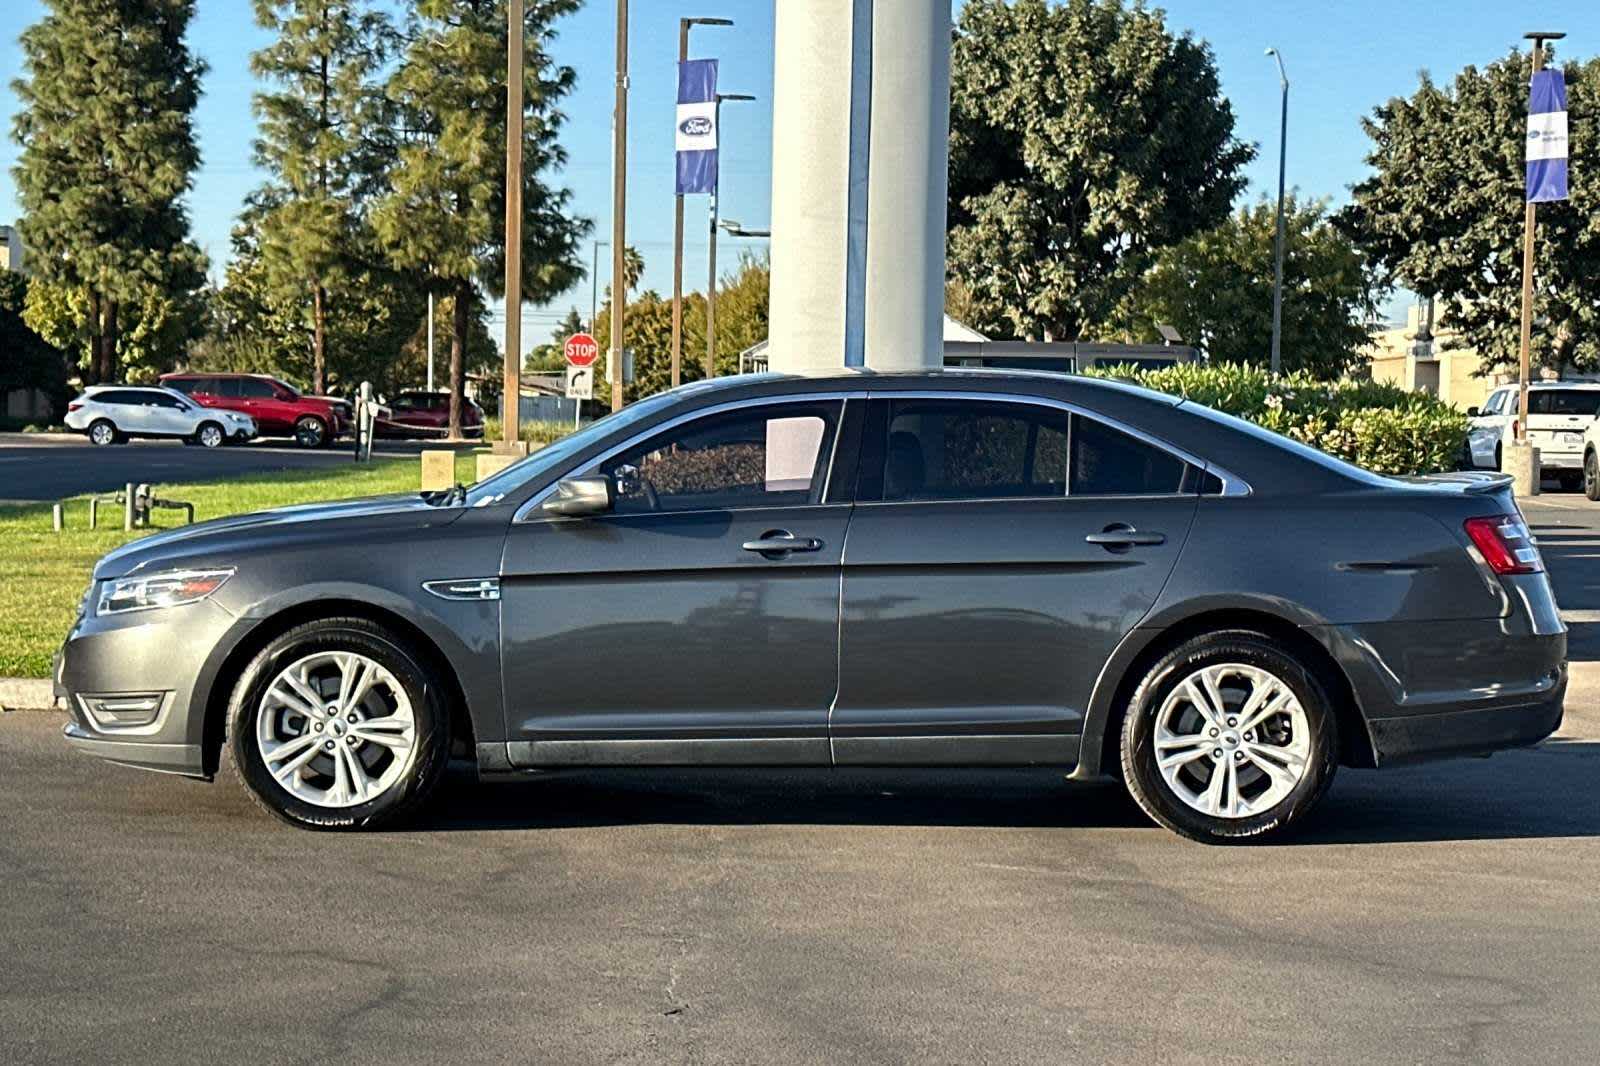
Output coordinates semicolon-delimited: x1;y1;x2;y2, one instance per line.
56;370;1565;842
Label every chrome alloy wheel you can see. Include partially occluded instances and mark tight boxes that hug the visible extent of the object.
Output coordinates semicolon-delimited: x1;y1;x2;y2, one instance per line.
255;651;416;808
1152;663;1311;819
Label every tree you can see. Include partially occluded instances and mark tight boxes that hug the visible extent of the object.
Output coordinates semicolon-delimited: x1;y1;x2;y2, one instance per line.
1341;52;1600;375
372;0;589;437
11;0;208;382
0;271;67;412
1113;196;1382;377
23;277;206;383
947;0;1253;342
250;0;398;393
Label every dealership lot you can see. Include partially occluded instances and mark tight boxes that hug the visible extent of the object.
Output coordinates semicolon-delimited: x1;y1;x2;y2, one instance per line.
0;496;1596;1061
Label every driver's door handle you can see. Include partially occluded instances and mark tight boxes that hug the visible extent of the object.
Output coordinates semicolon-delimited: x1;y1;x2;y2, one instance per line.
742;530;824;556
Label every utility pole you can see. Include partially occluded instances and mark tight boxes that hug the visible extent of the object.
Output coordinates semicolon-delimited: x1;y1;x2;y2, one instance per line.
1518;31;1566;444
426;292;435;393
1266;46;1288;376
501;0;524;449
609;0;628;413
707;91;755;380
673;18;734;389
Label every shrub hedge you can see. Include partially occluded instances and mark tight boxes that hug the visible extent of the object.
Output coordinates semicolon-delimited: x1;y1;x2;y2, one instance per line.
1087;362;1469;476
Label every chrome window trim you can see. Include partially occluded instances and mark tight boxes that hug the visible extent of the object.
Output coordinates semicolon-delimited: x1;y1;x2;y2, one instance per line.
865;389;1253;500
512;392;859;523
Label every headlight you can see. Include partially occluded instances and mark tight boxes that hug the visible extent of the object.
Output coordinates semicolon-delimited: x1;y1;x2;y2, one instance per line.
97;568;234;616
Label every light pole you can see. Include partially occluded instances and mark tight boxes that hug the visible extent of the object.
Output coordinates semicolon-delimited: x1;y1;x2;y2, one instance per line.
673;17;734;389
609;0;628;413
501;0;524;449
1265;46;1288;376
706;91;755;380
1517;31;1567;452
589;239;609;333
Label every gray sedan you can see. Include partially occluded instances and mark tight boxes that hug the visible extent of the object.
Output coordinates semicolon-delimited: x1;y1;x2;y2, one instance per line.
55;371;1565;842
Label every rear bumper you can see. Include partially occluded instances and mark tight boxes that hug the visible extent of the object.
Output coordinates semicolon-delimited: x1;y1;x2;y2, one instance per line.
1315;609;1566;766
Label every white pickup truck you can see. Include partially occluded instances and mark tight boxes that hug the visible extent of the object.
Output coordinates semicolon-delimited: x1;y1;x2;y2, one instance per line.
1468;381;1600;493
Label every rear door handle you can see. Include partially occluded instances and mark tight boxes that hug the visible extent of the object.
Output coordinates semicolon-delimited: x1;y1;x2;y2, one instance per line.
1086;524;1167;549
742;530;824;556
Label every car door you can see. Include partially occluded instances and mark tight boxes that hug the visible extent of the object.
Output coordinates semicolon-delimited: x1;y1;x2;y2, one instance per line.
233;377;286;432
1468;389;1508;468
498;396;857;767
145;392;197;436
831;393;1199;766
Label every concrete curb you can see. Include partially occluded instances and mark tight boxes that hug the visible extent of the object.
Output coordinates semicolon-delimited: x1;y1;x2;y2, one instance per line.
0;677;58;712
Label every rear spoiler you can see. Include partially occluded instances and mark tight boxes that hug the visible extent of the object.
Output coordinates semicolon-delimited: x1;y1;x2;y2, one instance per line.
1392;471;1514;495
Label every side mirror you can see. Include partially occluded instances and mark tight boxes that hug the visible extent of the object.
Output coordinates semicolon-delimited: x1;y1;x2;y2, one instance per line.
540;476;613;518
1466;407;1480;417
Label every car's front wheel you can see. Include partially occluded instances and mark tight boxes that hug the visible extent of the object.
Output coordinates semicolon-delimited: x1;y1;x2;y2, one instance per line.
1120;630;1338;844
226;618;451;830
294;415;329;449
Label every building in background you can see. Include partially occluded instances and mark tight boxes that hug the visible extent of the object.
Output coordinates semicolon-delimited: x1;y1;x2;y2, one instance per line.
1367;301;1498;411
0;225;24;275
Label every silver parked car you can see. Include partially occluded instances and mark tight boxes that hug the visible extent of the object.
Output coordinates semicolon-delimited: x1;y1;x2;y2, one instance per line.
57;370;1565;843
64;385;257;448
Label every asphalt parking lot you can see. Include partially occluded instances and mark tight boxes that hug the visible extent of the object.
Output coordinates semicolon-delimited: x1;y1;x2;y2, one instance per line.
1;496;1597;1064
0;432;473;503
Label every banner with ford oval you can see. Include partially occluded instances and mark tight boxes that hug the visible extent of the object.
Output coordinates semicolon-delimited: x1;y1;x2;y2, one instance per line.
676;58;719;195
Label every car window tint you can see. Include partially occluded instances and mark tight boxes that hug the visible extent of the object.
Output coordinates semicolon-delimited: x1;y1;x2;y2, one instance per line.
210;377;243;398
1529;390;1600;416
95;390;133;405
878;399;1069;501
601;402;840;514
238;378;277;399
1070;414;1187;495
165;378;197;394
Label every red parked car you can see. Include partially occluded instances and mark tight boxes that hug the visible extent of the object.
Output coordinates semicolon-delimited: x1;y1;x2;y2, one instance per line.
375;391;485;439
160;373;351;448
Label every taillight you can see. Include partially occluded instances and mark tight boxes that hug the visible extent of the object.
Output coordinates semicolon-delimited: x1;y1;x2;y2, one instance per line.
1464;514;1543;575
67;402;82;412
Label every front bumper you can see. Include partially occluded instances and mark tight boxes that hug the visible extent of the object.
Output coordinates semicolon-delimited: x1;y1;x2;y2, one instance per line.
56;598;241;780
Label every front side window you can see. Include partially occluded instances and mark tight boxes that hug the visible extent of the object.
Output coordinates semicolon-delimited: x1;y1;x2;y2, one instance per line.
600;401;841;515
238;378;277;399
877;399;1069;501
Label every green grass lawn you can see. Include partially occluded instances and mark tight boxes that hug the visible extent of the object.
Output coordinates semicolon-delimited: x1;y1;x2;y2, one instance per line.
0;452;478;679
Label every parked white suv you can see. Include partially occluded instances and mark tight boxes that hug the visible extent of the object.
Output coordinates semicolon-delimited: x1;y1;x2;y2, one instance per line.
1467;382;1600;491
64;385;257;448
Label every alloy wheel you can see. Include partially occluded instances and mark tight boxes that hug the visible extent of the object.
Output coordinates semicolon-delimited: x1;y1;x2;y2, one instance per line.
198;424;223;448
295;417;326;448
89;421;116;446
1151;662;1311;819
255;651;417;808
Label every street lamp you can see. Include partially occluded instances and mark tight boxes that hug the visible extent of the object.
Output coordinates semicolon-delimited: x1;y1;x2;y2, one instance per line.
718;218;771;239
1265;46;1289;376
672;17;736;388
706;91;756;380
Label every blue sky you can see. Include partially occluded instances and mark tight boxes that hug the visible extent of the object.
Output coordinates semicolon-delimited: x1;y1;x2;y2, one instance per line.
3;0;1598;343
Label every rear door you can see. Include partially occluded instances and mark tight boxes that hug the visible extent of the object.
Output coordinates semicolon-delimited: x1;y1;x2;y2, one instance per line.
498;396;857;766
832;393;1199;765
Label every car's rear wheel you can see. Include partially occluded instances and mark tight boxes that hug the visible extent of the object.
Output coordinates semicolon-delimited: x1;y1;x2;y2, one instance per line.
88;419;118;446
226;618;451;830
1120;630;1338;844
1585;450;1600;501
194;421;224;449
294;415;329;449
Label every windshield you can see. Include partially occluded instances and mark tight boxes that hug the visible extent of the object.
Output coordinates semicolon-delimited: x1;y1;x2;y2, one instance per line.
463;389;686;507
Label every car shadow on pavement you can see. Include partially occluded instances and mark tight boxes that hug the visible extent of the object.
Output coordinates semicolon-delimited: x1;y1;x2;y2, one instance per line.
408;742;1600;845
1526;525;1600;661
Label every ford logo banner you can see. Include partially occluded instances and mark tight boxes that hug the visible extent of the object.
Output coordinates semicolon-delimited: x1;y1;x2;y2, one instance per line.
680;116;714;138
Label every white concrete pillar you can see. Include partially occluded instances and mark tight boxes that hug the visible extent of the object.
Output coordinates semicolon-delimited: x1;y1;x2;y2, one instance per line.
767;0;951;374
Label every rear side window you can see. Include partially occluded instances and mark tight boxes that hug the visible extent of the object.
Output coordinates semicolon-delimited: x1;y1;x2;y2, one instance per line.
600;401;841;515
1070;414;1187;495
165;377;198;394
877;399;1069;501
94;390;136;405
1528;390;1600;416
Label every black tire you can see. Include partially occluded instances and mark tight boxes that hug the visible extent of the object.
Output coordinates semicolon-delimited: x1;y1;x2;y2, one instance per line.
194;421;225;449
1558;471;1583;494
226;618;451;830
294;415;329;449
88;418;118;446
1585;450;1600;502
1119;630;1339;844
1494;442;1503;471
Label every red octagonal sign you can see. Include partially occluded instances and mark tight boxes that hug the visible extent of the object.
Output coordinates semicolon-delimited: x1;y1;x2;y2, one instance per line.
564;332;600;368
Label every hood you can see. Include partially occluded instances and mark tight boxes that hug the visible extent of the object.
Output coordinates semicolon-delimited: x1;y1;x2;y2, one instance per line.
92;493;462;580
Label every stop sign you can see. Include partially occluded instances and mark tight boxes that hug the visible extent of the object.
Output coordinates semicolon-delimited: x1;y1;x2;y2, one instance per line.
564;332;600;368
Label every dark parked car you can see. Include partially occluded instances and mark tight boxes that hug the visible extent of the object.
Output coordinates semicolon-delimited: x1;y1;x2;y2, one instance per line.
375;391;485;439
56;371;1565;842
161;372;351;448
